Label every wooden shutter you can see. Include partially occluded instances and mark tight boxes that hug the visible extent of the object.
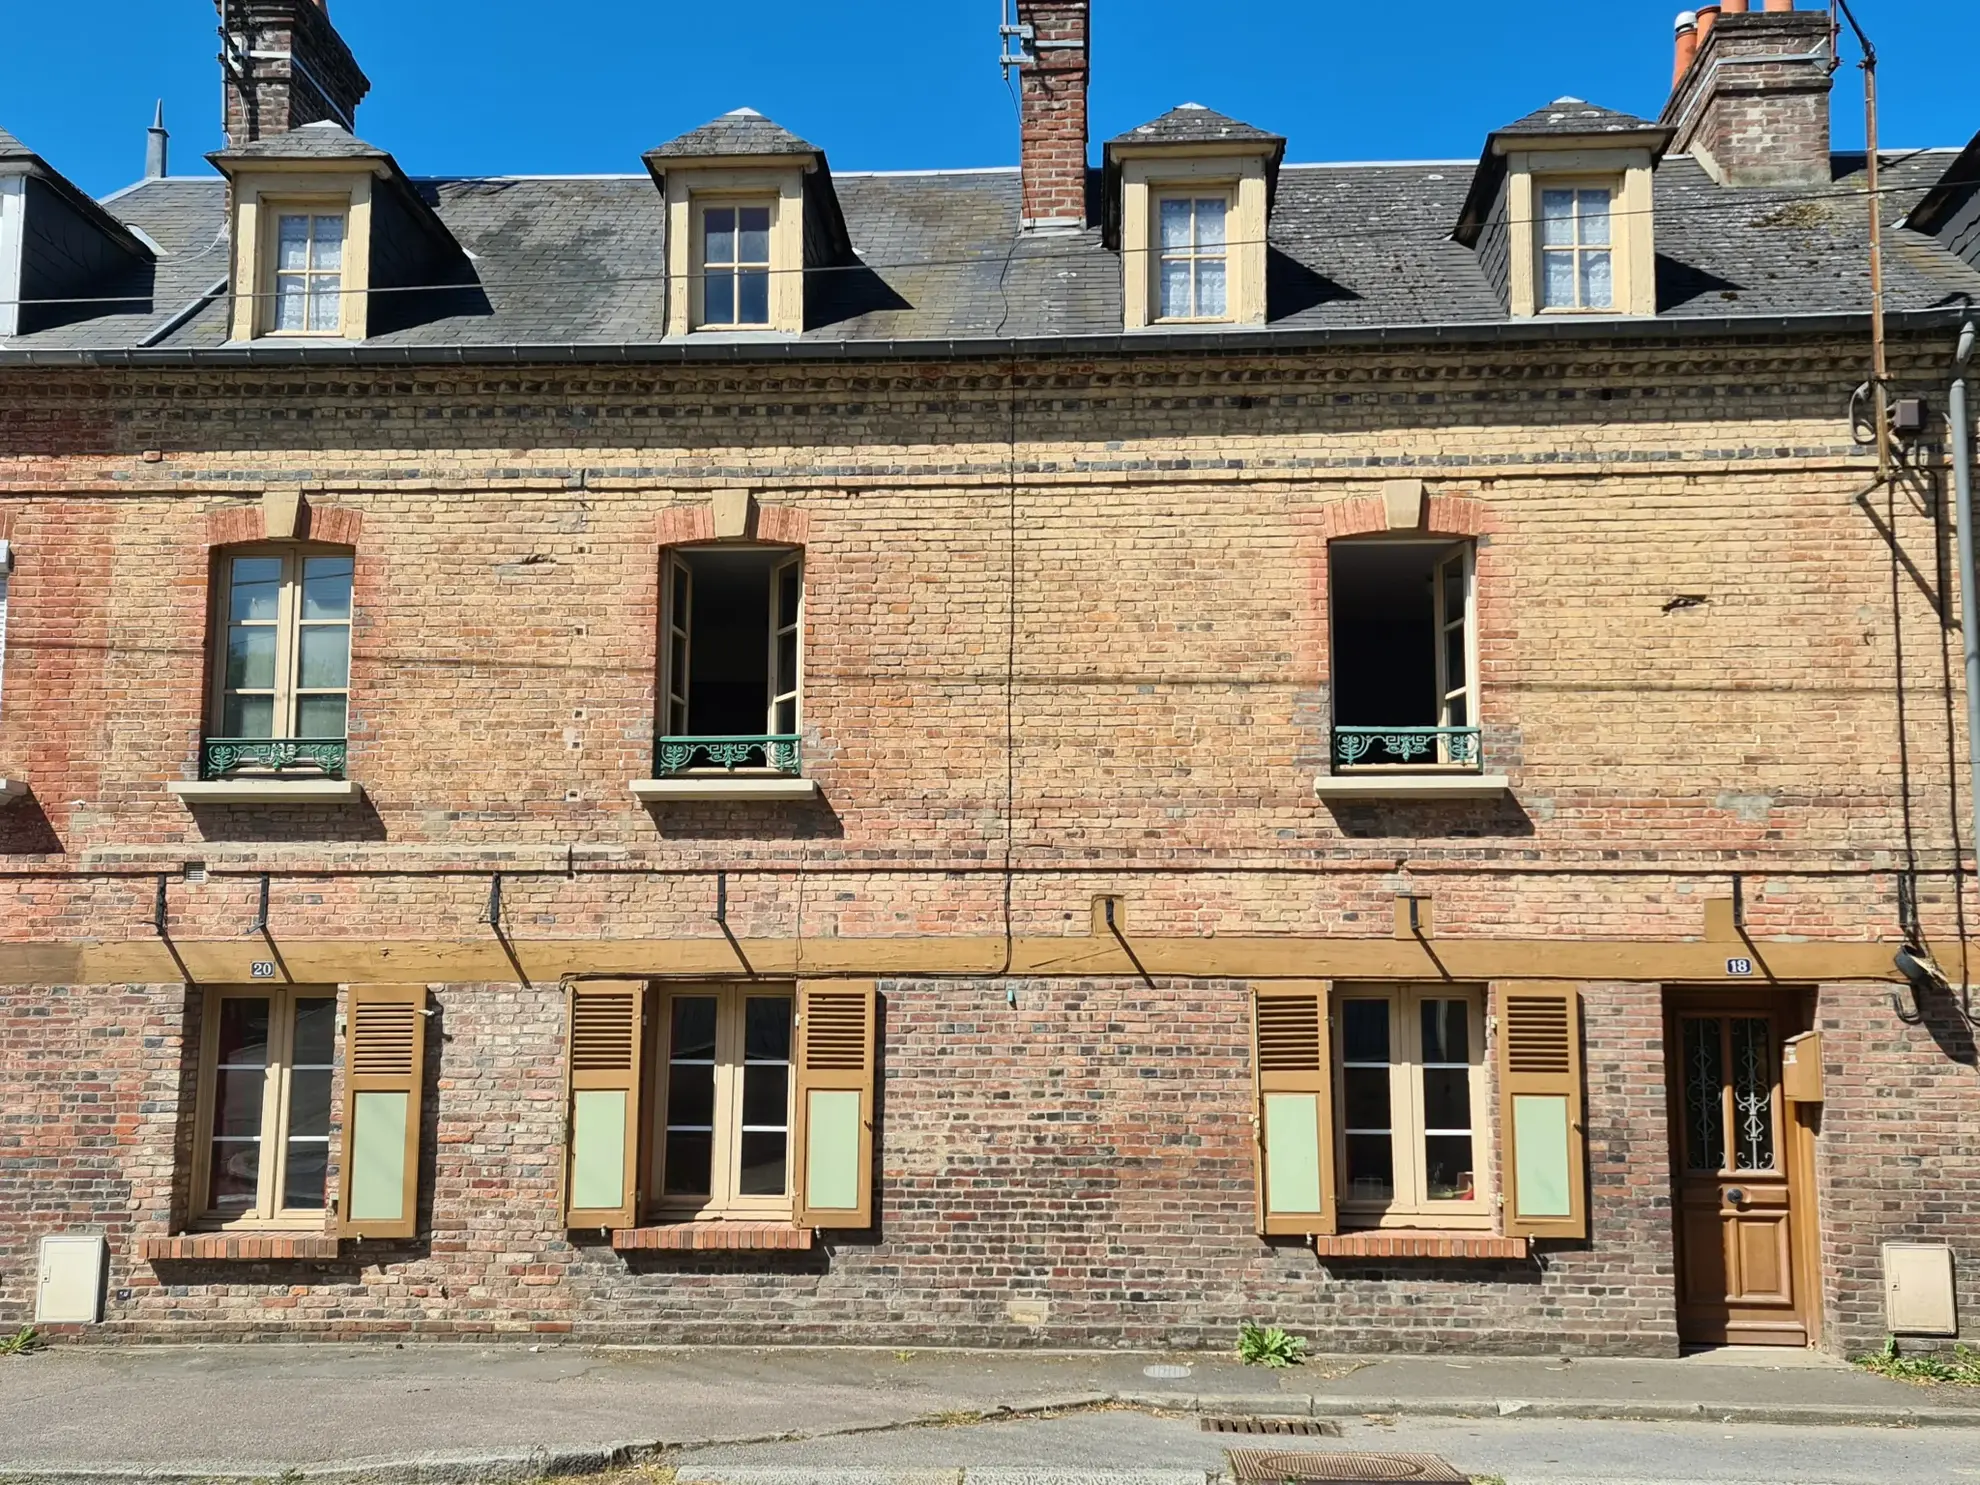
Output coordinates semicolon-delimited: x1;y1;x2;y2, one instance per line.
337;985;428;1240
564;980;647;1231
792;981;876;1230
1253;983;1337;1237
1497;983;1588;1240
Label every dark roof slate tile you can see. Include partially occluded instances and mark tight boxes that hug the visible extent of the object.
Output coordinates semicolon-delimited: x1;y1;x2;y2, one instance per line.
647;109;818;160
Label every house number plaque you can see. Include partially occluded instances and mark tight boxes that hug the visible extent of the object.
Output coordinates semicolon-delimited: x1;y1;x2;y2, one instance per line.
250;961;277;979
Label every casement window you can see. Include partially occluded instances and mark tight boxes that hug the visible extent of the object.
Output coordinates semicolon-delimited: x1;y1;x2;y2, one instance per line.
1336;987;1491;1226
1537;183;1615;312
194;988;336;1226
1156;194;1231;321
191;985;428;1237
1252;983;1586;1240
698;201;774;329
1329;538;1477;772
659;546;803;776
0;548;10;716
207;547;353;778
267;208;349;335
562;980;876;1233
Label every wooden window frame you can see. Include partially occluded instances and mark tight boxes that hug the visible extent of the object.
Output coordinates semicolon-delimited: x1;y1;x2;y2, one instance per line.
658;544;804;769
693;195;778;331
1333;983;1494;1230
647;983;798;1222
208;544;355;747
1152;190;1235;324
190;986;338;1232
1534;177;1619;315
259;197;353;339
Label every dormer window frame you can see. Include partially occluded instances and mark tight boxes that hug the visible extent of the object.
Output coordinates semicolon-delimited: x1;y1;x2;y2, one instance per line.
226;168;376;343
261;196;355;338
1153;188;1235;325
1505;146;1656;320
692;193;779;332
1117;152;1269;331
660;165;807;338
1533;177;1618;314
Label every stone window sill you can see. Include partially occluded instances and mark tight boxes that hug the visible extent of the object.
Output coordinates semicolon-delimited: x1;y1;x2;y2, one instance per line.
140;1233;340;1261
1316;1232;1529;1260
0;778;27;803
630;777;819;804
168;779;365;805
1314;774;1511;802
612;1222;813;1252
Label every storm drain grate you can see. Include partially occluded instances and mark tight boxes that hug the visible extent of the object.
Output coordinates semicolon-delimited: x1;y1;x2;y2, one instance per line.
1226;1448;1471;1484
1202;1416;1342;1437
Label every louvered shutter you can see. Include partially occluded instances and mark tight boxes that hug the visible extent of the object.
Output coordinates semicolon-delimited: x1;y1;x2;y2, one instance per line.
564;980;647;1230
1496;983;1588;1240
337;985;428;1240
793;982;877;1230
1253;983;1336;1237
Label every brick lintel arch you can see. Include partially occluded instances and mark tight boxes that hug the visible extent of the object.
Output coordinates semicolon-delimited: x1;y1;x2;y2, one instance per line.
1318;480;1492;542
655;495;811;550
203;495;366;549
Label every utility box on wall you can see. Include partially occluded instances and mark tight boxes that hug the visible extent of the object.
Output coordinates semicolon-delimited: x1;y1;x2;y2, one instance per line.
1781;1031;1824;1102
35;1235;106;1324
1884;1243;1958;1337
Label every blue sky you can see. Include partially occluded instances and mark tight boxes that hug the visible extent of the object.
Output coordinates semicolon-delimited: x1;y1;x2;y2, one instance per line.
7;2;1974;197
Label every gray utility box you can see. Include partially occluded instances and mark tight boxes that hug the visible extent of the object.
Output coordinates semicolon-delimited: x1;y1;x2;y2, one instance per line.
35;1235;106;1324
1883;1242;1958;1338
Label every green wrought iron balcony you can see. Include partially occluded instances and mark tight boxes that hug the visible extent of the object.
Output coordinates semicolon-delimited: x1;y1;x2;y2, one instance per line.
201;738;349;781
657;734;802;777
1334;726;1482;770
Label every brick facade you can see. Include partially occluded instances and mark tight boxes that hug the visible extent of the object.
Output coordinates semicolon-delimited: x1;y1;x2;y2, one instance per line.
1;335;1976;1353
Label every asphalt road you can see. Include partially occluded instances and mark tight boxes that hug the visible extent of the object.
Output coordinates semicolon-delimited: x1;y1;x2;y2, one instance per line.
676;1410;1980;1485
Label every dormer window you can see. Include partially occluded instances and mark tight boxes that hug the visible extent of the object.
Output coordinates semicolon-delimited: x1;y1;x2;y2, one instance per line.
1157;194;1230;322
272;209;349;334
1537;184;1614;312
1103;105;1285;333
699;201;774;328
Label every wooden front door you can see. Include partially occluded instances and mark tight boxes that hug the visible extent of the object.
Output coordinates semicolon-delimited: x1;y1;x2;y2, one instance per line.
1671;1004;1807;1346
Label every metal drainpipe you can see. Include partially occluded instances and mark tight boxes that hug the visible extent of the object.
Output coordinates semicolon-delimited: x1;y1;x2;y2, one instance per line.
1953;321;1979;919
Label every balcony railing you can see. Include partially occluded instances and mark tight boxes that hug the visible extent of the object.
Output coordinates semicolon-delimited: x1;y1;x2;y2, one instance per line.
1334;726;1481;770
657;734;802;777
201;737;349;781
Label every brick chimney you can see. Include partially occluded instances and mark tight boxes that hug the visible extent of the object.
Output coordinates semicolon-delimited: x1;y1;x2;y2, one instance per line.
216;0;371;148
1014;0;1090;231
1661;2;1834;187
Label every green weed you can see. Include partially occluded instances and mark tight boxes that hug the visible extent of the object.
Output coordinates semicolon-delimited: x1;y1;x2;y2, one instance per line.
1236;1320;1308;1369
1853;1337;1980;1387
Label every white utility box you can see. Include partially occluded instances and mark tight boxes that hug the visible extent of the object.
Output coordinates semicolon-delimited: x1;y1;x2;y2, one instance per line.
1883;1242;1958;1337
35;1235;106;1324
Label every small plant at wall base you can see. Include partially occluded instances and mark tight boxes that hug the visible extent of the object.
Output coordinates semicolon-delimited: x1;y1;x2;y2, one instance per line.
0;1326;43;1356
1853;1338;1980;1386
1237;1321;1308;1368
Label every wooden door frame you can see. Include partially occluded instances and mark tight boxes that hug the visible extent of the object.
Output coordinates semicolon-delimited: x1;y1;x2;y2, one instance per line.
1663;986;1822;1349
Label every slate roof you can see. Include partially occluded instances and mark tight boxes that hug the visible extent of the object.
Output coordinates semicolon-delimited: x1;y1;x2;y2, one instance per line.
1107;104;1283;150
0;125;33;161
1494;98;1664;138
211;120;390;164
4;143;1979;357
647;109;819;160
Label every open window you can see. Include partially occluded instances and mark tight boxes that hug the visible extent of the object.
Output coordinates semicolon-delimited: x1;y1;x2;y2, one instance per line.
1329;538;1477;772
658;546;802;777
192;988;337;1229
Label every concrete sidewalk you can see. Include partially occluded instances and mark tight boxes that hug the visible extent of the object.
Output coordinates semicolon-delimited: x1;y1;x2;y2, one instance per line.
0;1345;1974;1483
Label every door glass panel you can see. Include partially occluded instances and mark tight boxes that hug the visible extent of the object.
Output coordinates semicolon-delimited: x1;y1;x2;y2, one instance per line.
739;996;792;1197
663;997;718;1197
209;998;271;1212
1423;1134;1475;1201
1340;998;1393;1201
1682;1017;1726;1172
1730;1017;1777;1172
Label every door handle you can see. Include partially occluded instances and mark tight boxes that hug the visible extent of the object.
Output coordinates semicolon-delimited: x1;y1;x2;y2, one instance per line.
1725;1188;1747;1208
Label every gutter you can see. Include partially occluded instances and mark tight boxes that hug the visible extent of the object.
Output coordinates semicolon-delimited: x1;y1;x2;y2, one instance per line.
0;306;1969;371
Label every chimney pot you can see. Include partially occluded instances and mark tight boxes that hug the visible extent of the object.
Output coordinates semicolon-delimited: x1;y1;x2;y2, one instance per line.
1673;13;1700;88
145;100;169;180
1662;0;1832;185
1695;3;1722;44
1721;0;1749;11
1762;0;1794;10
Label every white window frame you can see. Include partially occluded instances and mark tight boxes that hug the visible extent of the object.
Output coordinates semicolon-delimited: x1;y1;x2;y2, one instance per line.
191;986;338;1230
650;984;797;1221
1536;178;1617;313
209;545;356;746
1433;544;1477;763
1153;191;1234;323
0;559;10;718
695;197;777;330
262;202;351;338
659;545;804;763
1335;984;1493;1230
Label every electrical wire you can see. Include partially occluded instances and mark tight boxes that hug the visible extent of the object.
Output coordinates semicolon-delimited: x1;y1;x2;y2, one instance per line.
3;168;1973;313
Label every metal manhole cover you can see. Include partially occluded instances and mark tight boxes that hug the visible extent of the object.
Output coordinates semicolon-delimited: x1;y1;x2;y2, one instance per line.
1227;1449;1470;1484
1203;1416;1342;1436
1143;1363;1193;1379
